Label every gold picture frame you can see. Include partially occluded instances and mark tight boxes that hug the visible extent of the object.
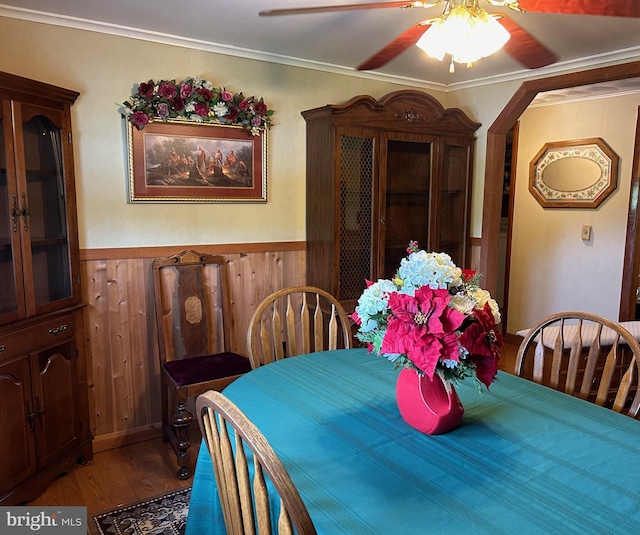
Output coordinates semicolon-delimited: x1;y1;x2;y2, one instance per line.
127;119;267;203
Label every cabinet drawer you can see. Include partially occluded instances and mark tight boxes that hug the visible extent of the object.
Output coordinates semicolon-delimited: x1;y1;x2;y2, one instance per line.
0;314;76;362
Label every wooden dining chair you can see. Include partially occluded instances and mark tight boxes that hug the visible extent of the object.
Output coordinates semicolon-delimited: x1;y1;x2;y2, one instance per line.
246;286;352;369
515;311;640;417
152;250;252;479
196;390;317;535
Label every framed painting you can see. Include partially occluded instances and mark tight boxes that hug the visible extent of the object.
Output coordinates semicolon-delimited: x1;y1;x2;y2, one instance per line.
127;119;267;202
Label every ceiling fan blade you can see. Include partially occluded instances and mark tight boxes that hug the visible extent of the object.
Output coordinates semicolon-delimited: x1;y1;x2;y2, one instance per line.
517;0;640;17
357;22;431;70
259;1;429;17
498;16;557;69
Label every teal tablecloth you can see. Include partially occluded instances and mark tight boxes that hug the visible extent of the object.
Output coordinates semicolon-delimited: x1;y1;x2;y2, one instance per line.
185;348;640;534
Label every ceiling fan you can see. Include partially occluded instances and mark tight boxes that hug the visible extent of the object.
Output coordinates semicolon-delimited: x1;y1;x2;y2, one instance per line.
259;0;640;72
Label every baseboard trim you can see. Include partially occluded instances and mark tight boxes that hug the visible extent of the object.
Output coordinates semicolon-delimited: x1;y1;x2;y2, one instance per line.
92;424;162;453
504;332;523;346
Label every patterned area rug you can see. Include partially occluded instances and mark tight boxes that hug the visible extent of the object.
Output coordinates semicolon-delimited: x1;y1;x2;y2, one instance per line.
90;486;191;535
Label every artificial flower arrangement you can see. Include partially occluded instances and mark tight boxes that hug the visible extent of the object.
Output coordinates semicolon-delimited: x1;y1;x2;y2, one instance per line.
121;76;274;135
350;241;503;390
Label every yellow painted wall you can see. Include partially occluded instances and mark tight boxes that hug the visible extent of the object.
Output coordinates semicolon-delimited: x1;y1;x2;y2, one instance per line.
508;93;640;331
0;17;447;249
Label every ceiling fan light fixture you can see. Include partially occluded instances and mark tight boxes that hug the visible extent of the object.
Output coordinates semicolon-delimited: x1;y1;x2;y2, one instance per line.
416;3;511;69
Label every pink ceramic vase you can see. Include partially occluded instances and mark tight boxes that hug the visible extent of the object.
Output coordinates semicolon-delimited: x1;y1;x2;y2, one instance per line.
395;368;464;435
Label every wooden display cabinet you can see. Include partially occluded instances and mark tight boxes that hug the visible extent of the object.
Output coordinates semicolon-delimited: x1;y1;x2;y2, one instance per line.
303;90;480;312
0;71;92;504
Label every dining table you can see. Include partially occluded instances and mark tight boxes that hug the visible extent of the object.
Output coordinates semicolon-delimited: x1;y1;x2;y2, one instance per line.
184;347;640;535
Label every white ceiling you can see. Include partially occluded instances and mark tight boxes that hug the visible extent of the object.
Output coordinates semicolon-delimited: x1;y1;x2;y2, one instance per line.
2;0;640;90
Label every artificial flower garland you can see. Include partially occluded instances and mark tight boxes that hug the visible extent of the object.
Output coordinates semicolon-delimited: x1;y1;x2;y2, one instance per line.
121;77;274;135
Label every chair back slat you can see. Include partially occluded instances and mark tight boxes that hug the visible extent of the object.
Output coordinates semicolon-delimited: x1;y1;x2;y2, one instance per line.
253;459;271;534
564;319;585;395
550;327;563;388
196;391;317;535
278;501;294;535
235;433;255;535
580;340;603;400
313;295;324;353
247;286;352;369
515;311;640;419
327;305;339;351
284;295;299;356
299;293;310;355
595;343;619;406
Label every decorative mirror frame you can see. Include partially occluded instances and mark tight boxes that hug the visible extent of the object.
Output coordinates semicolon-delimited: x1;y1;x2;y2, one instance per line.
529;137;619;209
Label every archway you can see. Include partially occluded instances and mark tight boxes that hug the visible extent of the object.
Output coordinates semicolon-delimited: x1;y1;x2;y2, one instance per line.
479;60;640;325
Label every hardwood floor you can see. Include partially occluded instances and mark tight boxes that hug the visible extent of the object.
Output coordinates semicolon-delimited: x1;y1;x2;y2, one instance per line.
27;341;521;518
28;431;194;517
499;338;519;374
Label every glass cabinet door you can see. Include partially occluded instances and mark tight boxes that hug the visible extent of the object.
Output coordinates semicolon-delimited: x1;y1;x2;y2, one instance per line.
0;102;23;323
380;134;434;280
17;104;73;315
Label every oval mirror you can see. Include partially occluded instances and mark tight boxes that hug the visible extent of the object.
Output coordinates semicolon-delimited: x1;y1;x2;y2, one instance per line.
529;138;619;208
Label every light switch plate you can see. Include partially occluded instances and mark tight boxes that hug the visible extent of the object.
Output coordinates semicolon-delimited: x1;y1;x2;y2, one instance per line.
581;225;592;241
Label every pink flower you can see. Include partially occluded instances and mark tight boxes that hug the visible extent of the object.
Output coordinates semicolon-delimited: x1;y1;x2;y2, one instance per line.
220;90;233;102
131;111;149;129
381;287;466;379
251;116;262;127
180;83;194;99
459;303;503;388
238;99;250;111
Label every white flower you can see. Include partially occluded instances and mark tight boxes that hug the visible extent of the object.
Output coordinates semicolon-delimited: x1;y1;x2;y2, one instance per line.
353;279;397;332
212;102;228;117
449;292;476;315
468;287;501;324
397;251;462;292
184;102;195;113
189;114;203;123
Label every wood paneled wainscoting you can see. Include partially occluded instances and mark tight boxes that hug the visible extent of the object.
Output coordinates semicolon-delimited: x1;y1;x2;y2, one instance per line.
80;242;306;453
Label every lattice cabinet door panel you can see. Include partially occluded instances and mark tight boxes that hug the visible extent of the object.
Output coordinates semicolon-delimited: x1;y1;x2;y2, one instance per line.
303;90;479;313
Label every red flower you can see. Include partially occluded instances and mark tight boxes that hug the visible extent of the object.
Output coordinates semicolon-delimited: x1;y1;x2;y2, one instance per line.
137;82;154;99
171;97;185;112
381;287;466;379
225;106;239;122
253;100;268;115
197;88;213;101
194;103;209;117
158;83;177;100
459;303;503;388
131;111;149;129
